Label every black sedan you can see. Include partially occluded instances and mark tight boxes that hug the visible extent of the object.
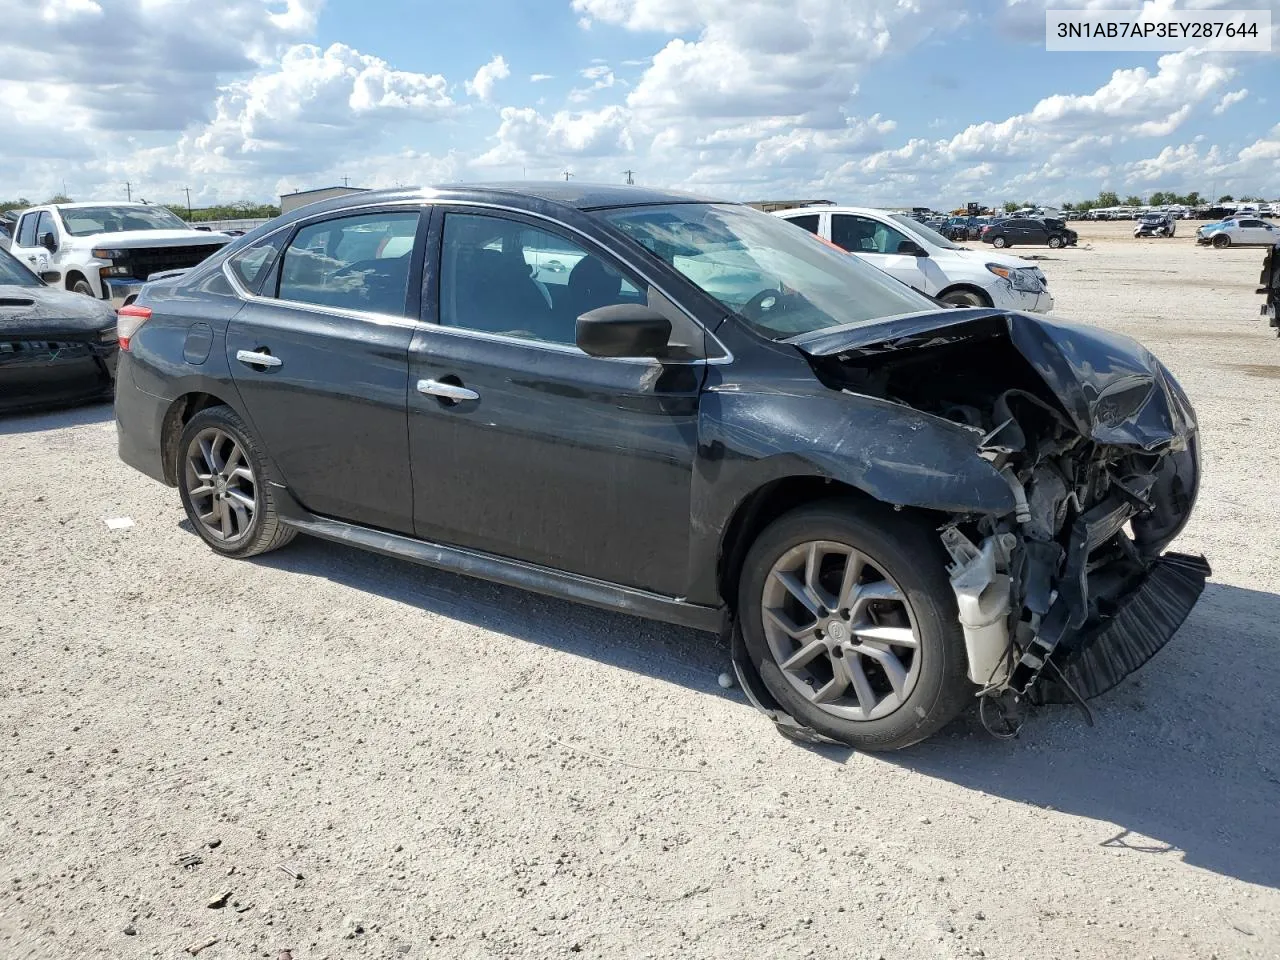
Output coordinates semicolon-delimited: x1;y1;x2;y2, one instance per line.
114;183;1207;750
1;246;119;413
982;217;1078;249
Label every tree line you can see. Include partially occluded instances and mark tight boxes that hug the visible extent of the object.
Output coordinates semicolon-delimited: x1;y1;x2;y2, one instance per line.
1;196;279;221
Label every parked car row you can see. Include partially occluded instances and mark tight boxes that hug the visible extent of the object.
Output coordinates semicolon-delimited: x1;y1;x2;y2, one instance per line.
104;182;1206;752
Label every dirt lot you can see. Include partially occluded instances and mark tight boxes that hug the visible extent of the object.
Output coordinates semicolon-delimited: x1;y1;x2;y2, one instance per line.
2;220;1278;960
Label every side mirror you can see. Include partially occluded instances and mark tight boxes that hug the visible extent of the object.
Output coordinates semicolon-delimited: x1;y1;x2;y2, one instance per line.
39;232;58;253
897;240;928;257
39;271;61;284
576;303;671;359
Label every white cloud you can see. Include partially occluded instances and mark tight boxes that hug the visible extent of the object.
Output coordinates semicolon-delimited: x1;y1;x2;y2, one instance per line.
530;73;555;82
465;55;511;102
475;105;634;167
1213;88;1249;115
569;64;624;102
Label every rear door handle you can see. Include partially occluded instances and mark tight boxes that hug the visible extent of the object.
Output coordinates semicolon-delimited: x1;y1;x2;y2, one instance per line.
417;378;479;402
236;349;282;368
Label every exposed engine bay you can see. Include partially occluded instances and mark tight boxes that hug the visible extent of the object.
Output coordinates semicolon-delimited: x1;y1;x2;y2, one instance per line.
736;308;1209;741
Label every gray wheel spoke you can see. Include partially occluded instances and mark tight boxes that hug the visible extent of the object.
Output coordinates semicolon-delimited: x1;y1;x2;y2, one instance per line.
219;505;233;539
220;445;244;478
773;569;823;618
842;655;878;714
849;579;902;618
188;484;216;501
226;489;255;510
229;466;254;483
764;607;815;640
854;643;910;697
835;549;866;610
853;624;918;648
198;438;218;475
809;672;848;704
780;637;828;671
229;501;251;536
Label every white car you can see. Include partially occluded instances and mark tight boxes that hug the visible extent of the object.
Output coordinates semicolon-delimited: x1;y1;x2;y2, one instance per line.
8;201;231;307
1196;217;1277;248
775;205;1053;312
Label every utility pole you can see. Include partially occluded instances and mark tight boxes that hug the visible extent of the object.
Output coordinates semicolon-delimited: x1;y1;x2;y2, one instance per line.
562;170;573;182
622;169;635;185
124;181;132;201
341;176;350;188
183;186;193;219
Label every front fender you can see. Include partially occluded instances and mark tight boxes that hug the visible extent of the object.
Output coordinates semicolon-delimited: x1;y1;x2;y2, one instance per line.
684;386;1015;605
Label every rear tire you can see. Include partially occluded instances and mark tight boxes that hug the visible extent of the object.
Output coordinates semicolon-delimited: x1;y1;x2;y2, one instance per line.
737;500;971;751
176;406;296;559
992;236;1008;248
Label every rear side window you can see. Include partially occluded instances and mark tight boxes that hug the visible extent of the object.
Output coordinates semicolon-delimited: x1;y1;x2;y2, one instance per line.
228;233;284;293
34;211;56;242
786;214;820;234
17;213;38;247
277;211;420;316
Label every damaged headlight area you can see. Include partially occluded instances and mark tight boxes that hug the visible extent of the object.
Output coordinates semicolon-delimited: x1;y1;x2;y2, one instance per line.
986;263;1044;294
801;311;1209;737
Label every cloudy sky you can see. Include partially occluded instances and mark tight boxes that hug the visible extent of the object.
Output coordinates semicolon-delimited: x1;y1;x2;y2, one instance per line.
2;0;1277;208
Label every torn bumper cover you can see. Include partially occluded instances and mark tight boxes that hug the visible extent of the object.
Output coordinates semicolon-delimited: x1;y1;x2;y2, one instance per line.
736;307;1211;739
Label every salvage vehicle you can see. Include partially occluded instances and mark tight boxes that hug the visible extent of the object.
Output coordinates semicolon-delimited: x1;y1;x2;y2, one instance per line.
981;217;1078;249
1196;217;1277;248
0;245;118;413
8;201;230;307
114;184;1208;750
1133;213;1175;238
776;205;1052;311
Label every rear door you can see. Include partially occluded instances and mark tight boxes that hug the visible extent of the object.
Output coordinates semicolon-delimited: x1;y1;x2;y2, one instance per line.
1239;219;1273;244
406;207;705;594
829;213;934;294
225;206;425;534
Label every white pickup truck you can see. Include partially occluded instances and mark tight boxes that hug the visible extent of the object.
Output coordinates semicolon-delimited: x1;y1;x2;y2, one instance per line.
8;201;231;307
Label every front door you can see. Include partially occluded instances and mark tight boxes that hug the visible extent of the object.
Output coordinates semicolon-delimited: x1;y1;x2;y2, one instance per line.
407;208;702;595
10;211;48;274
830;213;937;295
225;207;424;534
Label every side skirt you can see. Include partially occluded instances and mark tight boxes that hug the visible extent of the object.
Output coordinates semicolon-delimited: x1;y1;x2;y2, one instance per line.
271;485;724;634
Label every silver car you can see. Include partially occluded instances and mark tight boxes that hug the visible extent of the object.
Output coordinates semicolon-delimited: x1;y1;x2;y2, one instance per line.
1197;217;1278;248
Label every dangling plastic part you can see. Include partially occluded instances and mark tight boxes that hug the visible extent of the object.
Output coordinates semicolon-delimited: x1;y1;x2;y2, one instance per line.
979;691;1025;740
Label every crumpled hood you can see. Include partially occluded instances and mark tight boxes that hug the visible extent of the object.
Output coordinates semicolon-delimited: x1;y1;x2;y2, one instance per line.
788;307;1196;452
74;229;229;250
0;283;118;337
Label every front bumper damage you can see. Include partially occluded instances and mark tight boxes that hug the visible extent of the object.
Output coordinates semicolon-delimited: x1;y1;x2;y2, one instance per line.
736;308;1211;743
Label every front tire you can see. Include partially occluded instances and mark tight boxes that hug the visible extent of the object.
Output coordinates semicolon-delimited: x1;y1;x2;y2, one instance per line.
737;500;971;751
70;278;95;296
176;406;296;559
1047;235;1063;249
1212;234;1231;249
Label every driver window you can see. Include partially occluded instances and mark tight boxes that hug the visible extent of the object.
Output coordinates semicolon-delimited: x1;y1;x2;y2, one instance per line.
831;215;910;255
277;211;420;316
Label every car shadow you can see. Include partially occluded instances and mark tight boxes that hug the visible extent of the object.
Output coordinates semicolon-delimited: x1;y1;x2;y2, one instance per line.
248;533;1279;888
0;400;113;435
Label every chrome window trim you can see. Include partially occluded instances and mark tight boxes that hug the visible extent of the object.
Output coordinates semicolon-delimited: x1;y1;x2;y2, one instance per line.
221;196;734;364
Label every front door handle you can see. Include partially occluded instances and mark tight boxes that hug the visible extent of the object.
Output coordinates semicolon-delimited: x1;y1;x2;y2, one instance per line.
417;378;479;402
236;348;282;368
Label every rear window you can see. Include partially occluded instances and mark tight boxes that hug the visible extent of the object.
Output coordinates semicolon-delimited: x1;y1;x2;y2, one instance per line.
228;233;285;292
785;214;820;235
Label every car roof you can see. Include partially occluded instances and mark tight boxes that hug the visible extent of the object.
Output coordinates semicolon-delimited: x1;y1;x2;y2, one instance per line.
291;181;719;216
775;205;896;218
47;201;158;210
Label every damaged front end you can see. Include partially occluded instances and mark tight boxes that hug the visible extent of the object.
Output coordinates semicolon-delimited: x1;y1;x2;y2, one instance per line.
785;308;1210;734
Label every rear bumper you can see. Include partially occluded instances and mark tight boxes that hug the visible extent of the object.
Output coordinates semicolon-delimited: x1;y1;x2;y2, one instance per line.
114;355;172;485
0;339;117;414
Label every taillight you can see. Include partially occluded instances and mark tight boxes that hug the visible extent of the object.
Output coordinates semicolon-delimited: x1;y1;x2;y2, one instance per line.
117;304;152;352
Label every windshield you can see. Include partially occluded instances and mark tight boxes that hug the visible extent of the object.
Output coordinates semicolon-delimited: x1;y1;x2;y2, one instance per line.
0;247;39;287
599;203;933;339
888;213;962;250
58;205;190;237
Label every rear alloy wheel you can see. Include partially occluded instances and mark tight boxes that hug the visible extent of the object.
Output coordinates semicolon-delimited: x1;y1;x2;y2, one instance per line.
738;501;970;750
1212;233;1231;249
1047;235;1063;249
992;235;1009;248
177;406;296;559
940;288;990;308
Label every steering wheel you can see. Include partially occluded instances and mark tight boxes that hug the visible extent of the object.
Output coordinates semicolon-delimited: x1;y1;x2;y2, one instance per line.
739;287;784;323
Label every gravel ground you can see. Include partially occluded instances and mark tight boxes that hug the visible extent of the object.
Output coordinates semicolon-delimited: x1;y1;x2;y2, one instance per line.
2;221;1278;960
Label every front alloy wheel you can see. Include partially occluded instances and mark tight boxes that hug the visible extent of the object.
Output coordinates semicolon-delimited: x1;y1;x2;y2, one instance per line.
761;541;921;721
739;501;971;750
